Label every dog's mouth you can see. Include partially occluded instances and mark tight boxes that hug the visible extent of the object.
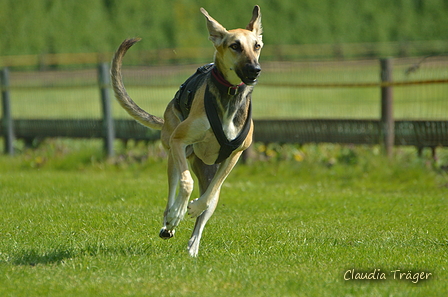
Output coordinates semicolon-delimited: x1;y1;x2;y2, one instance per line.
243;76;259;85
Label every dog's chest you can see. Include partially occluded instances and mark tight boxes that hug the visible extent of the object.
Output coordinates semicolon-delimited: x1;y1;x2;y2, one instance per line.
194;129;221;165
192;113;240;165
221;111;239;140
217;90;250;141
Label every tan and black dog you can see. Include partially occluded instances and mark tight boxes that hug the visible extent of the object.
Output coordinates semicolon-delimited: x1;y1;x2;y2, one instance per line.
111;6;263;257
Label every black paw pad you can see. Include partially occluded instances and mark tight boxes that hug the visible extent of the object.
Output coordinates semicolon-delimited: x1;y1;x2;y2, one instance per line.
159;228;174;239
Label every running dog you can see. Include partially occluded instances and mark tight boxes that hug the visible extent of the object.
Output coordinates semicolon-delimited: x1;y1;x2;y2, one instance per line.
111;6;263;257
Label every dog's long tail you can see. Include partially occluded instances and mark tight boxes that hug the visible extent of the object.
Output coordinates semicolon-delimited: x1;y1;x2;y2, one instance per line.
111;38;164;130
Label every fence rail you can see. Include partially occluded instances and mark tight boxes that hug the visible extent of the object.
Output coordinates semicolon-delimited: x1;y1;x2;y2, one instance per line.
3;118;447;154
1;55;447;157
254;119;448;147
2;40;448;69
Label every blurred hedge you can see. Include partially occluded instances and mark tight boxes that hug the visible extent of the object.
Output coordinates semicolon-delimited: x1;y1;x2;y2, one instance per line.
1;0;447;56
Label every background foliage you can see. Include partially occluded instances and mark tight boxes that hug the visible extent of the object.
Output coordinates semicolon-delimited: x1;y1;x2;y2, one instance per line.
1;0;448;56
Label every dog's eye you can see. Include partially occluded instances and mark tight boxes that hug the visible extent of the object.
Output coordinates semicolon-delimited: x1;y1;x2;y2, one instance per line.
254;43;261;50
230;43;241;51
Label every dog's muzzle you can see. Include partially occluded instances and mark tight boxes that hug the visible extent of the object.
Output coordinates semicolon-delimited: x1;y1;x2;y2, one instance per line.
240;63;261;85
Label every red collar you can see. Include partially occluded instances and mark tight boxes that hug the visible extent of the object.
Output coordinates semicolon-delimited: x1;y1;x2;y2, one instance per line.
211;67;245;96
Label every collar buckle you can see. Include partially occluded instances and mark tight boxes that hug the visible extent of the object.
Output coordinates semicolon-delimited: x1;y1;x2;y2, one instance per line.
228;86;239;96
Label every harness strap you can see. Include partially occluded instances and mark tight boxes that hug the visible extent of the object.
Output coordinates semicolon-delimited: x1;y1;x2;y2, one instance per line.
174;63;214;120
204;85;252;164
174;63;252;164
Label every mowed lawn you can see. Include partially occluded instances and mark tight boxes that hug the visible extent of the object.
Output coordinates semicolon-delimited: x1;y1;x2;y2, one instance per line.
0;141;447;296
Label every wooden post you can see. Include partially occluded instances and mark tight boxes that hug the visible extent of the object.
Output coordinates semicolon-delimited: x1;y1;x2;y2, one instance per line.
98;63;115;157
1;68;14;155
380;58;394;158
241;144;255;164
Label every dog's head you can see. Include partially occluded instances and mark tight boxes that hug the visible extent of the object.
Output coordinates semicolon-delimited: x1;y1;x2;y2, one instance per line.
201;6;263;86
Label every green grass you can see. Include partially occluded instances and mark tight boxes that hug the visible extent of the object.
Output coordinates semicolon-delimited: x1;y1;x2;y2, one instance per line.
0;140;447;296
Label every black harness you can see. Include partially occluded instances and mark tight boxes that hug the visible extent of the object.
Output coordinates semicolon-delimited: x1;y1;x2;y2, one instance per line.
174;63;213;120
174;64;252;164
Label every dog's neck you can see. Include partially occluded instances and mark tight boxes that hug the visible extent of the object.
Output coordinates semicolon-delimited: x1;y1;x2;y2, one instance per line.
208;65;253;143
211;67;245;96
213;58;244;85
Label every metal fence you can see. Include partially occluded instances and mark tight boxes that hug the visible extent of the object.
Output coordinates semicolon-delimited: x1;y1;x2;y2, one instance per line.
1;53;448;157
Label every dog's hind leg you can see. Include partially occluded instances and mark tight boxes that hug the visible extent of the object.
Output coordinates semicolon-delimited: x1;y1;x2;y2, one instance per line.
159;153;180;239
188;151;243;218
190;153;219;196
187;155;219;257
187;151;245;257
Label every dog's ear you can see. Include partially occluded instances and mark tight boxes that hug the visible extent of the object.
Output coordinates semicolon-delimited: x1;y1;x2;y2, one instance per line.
200;8;227;46
246;5;262;37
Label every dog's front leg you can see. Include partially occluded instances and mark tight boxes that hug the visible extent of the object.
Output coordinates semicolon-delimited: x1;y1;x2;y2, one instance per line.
161;135;195;236
187;192;220;257
160;114;210;236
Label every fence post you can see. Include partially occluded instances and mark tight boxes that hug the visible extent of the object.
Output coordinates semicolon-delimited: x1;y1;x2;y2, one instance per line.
380;58;394;158
98;63;115;157
1;68;14;155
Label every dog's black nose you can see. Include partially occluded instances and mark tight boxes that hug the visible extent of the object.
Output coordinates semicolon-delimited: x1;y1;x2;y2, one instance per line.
247;64;261;77
243;64;261;85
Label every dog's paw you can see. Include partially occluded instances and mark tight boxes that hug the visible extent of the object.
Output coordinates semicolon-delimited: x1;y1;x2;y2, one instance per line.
187;198;207;218
159;227;175;239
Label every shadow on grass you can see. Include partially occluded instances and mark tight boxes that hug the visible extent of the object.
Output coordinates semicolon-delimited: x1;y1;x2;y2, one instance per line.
13;248;74;266
12;243;155;266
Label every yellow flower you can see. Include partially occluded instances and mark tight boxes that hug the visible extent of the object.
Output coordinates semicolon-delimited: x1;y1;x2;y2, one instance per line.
266;149;277;157
294;152;304;162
